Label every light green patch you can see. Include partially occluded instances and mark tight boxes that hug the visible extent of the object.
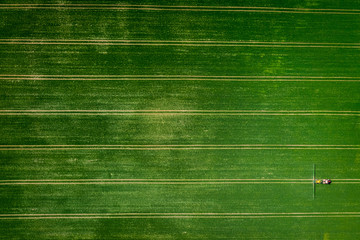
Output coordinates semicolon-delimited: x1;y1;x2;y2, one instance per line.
324;232;330;240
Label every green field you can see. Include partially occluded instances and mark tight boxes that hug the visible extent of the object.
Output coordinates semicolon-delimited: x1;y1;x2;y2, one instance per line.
1;0;360;239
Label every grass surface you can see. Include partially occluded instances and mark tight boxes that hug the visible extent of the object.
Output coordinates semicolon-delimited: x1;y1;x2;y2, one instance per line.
1;0;360;239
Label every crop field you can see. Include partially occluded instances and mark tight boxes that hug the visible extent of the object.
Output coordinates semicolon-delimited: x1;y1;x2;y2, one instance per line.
1;0;360;239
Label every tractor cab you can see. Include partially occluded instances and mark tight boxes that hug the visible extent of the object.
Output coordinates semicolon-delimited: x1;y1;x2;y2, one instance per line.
322;179;331;184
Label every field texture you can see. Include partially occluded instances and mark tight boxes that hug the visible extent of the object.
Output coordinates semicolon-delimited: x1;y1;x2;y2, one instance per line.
1;0;360;239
